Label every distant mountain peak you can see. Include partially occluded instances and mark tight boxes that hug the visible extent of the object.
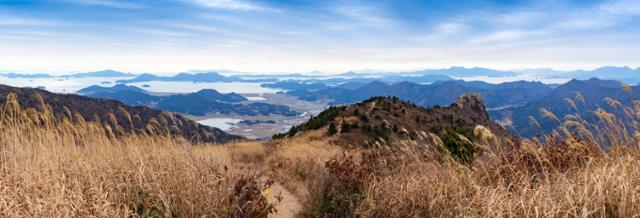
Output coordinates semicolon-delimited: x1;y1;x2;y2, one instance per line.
77;84;148;95
116;71;239;83
338;71;358;76
64;70;135;78
363;80;389;87
95;69;119;73
594;66;633;71
562;78;622;88
197;89;222;94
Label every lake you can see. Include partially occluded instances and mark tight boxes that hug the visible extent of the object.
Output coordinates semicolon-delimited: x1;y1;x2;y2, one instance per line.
197;118;243;130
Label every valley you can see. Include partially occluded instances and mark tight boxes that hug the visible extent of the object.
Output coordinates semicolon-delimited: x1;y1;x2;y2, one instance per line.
188;93;330;139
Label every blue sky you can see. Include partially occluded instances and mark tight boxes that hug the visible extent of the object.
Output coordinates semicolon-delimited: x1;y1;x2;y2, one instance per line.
0;0;639;74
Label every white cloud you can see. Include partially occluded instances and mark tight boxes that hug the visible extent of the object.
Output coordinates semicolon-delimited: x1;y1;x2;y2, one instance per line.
599;0;640;16
464;0;640;45
497;10;545;25
437;23;466;34
332;4;393;28
554;0;640;30
0;15;58;26
468;30;542;44
67;0;141;9
188;0;274;11
136;28;194;37
418;22;468;44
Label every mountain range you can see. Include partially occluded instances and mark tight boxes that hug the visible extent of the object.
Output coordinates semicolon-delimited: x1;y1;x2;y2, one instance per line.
78;84;299;117
115;72;242;83
278;80;553;109
62;69;135;78
403;67;519;77
271;77;640;140
0;69;134;78
0;84;242;143
492;78;639;138
3;66;639;85
260;74;455;89
515;66;640;84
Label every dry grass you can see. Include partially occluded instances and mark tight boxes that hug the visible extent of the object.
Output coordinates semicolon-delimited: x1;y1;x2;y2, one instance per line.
264;129;344;204
4;89;640;217
273;92;640;217
286;132;640;217
0;95;275;217
359;152;640;217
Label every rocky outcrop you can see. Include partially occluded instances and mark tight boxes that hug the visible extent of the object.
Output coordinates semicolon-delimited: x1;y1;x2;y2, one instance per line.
451;94;489;120
450;94;507;136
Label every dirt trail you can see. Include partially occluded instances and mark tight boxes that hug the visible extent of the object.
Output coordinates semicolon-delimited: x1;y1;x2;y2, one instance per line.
267;182;301;218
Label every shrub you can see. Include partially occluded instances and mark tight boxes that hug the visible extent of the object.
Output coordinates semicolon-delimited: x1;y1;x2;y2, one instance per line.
328;123;338;135
303;155;366;217
441;129;477;164
306;106;341;130
359;113;369;122
340;121;359;133
228;177;277;217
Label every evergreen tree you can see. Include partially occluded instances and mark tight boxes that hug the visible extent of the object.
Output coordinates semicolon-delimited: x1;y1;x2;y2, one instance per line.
328;123;337;135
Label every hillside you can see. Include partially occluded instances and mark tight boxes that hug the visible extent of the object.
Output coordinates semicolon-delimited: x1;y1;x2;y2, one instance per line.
277;94;517;150
0;84;242;143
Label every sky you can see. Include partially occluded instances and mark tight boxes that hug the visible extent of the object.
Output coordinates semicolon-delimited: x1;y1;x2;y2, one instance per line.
0;0;639;75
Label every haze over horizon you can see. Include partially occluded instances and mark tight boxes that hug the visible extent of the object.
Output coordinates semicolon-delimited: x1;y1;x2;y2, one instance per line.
2;66;640;77
1;0;639;74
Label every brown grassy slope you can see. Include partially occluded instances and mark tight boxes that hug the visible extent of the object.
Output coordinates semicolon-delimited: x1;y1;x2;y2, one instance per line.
0;94;275;217
264;93;640;217
267;125;640;217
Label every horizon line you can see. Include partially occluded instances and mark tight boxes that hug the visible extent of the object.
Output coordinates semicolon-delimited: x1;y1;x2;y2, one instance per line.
2;65;639;76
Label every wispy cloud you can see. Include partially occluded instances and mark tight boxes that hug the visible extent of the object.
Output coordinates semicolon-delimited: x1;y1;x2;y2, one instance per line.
496;10;545;26
462;0;640;46
599;0;640;16
66;0;142;9
436;23;466;34
0;15;58;26
468;30;544;44
332;4;393;28
187;0;275;11
419;22;468;44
